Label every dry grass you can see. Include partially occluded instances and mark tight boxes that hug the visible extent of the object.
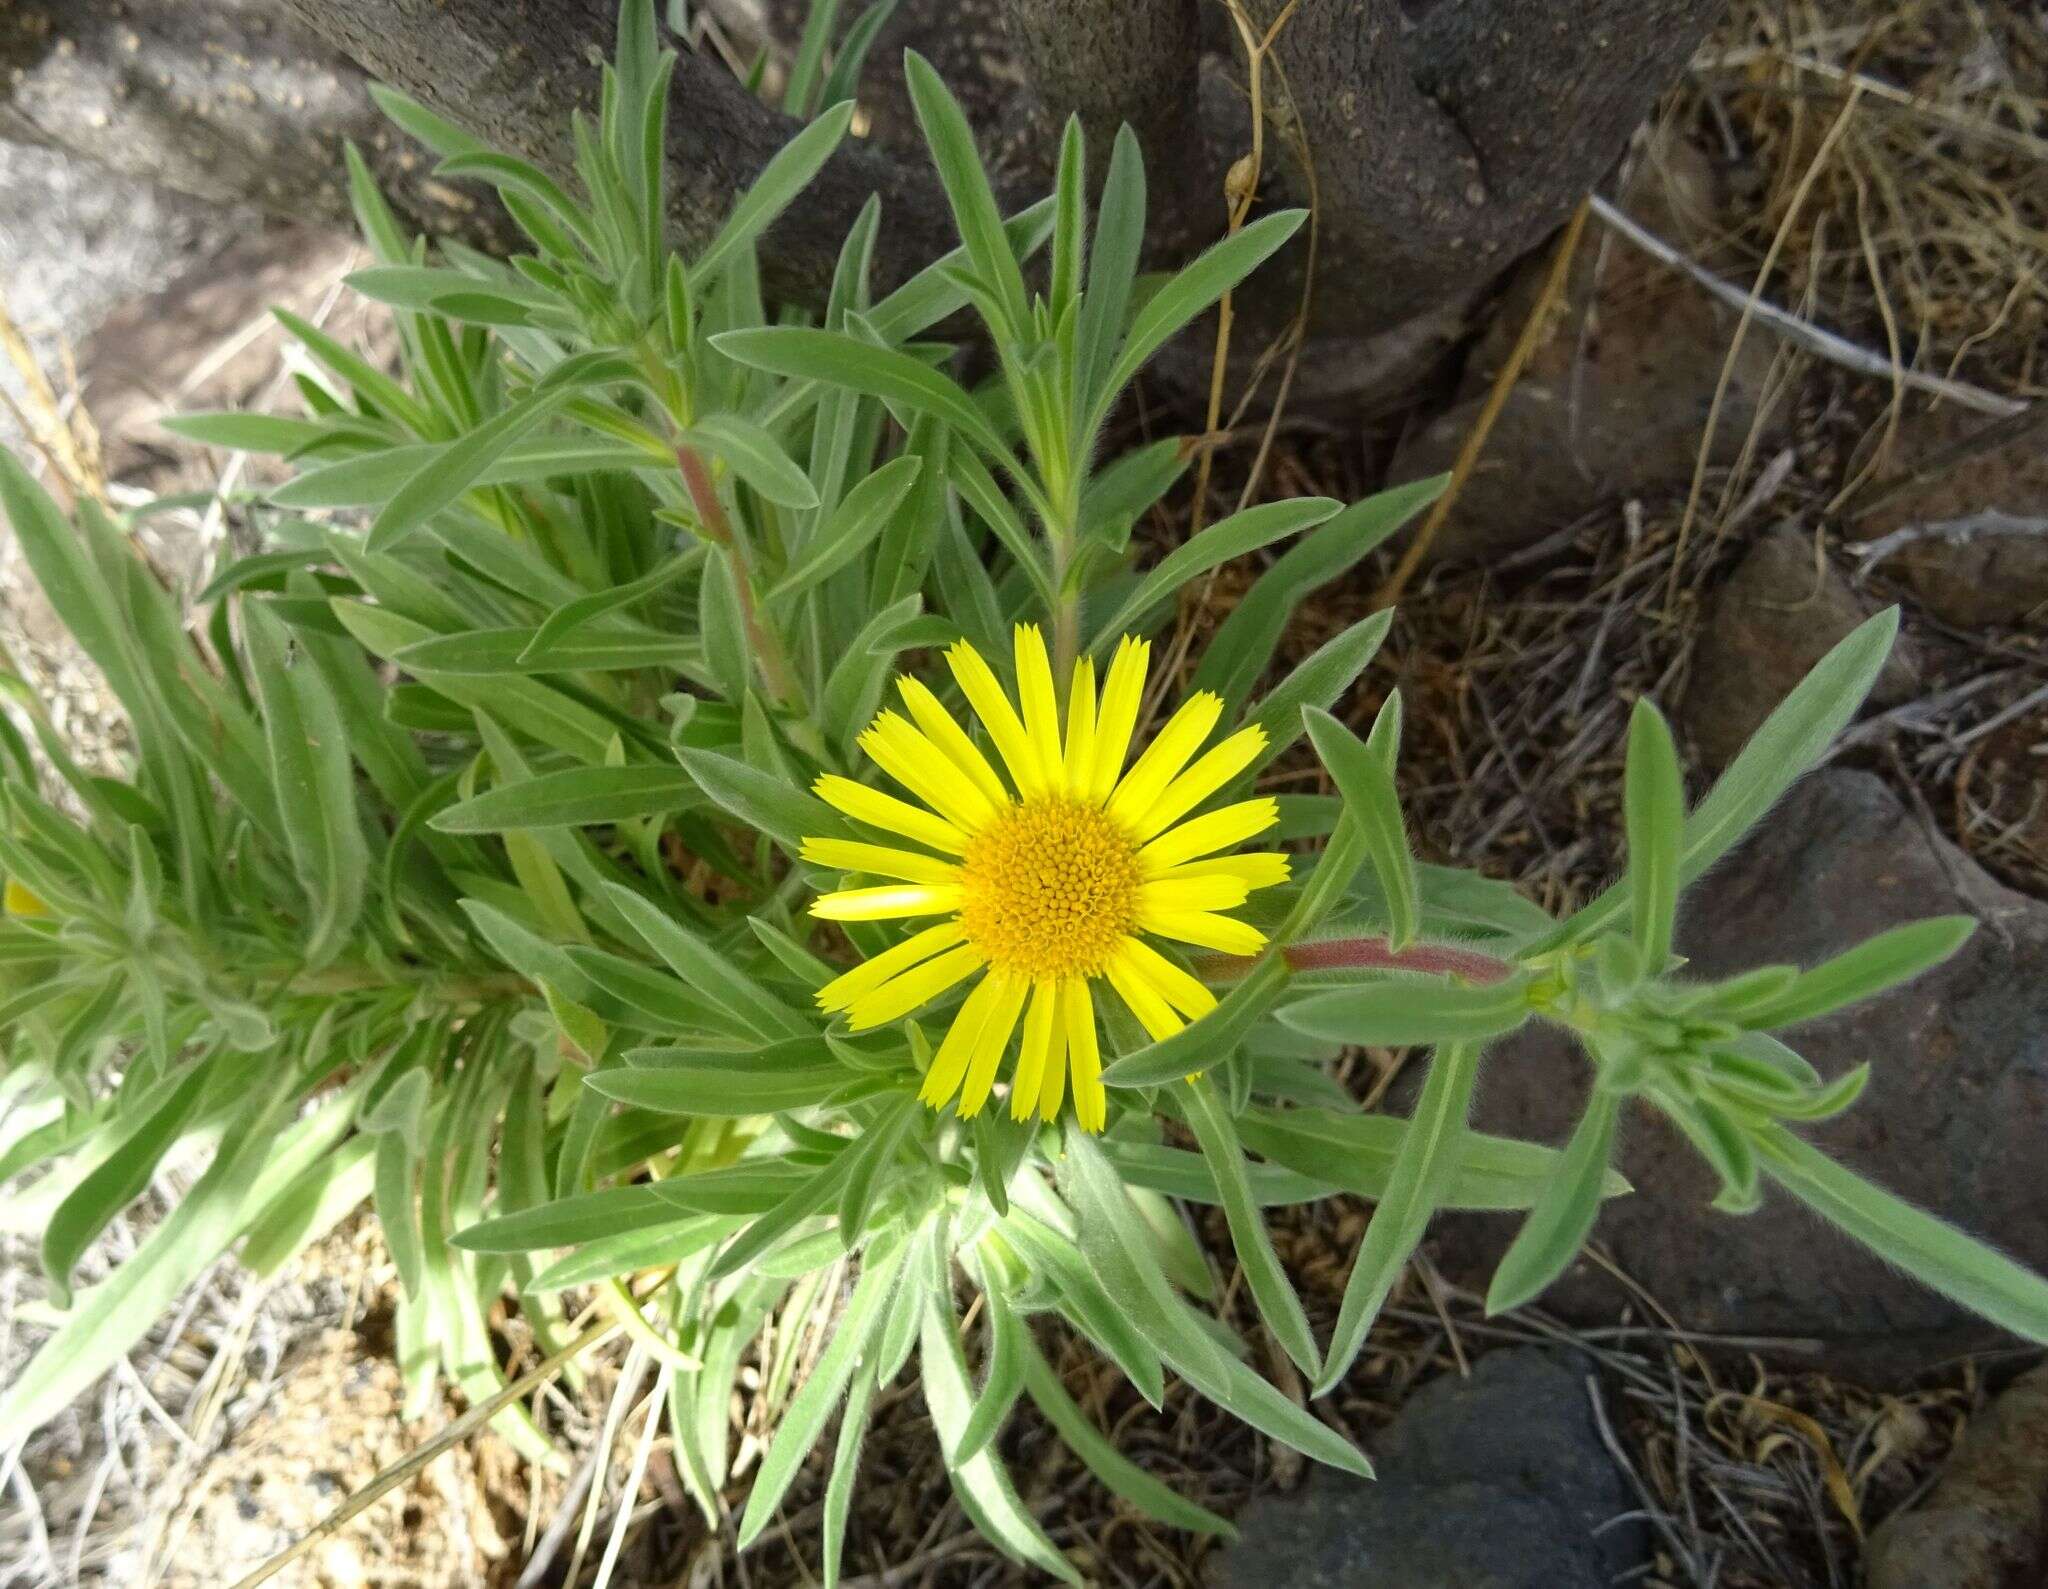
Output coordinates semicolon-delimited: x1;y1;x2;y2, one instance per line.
1682;0;2048;398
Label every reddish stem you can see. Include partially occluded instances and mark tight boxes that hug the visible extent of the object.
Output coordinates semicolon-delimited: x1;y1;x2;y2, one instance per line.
677;445;800;707
1200;935;1516;986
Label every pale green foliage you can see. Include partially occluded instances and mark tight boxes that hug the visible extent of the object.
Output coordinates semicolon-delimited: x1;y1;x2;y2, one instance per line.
1;1;2043;1579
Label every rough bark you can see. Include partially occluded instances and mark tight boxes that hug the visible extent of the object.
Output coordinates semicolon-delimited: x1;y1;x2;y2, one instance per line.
5;0;1728;397
271;0;958;306
0;0;519;252
3;0;957;305
1236;0;1725;335
1000;0;1221;256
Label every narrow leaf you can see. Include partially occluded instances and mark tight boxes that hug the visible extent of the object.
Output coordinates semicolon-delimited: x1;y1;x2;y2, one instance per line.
1485;1090;1620;1314
1318;1042;1480;1392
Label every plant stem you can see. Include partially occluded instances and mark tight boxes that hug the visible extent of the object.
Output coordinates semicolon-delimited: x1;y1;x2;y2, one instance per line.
676;444;805;712
1198;935;1516;985
1049;527;1079;690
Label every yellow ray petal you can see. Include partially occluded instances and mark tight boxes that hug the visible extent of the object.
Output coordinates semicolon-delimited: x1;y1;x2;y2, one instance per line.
860;712;998;832
1138;798;1280;872
958;972;1030;1118
1136;905;1268;955
815;775;968;855
847;944;986;1029
896;676;1012;810
921;971;1008;1109
1163;852;1293;890
801;838;959;886
1104;948;1183;1043
1014;625;1066;794
1064;977;1106;1132
1139;874;1253;914
1063;656;1097;797
4;880;50;917
1009;980;1060;1122
1106;691;1222;828
947;640;1046;799
1086;636;1150;804
1117;937;1219;1020
817;920;966;1012
1053;978;1092;1124
810;884;964;921
1126;724;1268;842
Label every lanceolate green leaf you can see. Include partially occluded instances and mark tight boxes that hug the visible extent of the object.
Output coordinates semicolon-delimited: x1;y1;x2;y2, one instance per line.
41;1060;217;1310
432;765;700;832
0;1067;353;1438
1193;476;1445;711
1089;498;1340;649
1061;1132;1372;1477
1306;702;1419;952
1090;209;1305;429
1246;610;1396;773
1317;1042;1481;1393
243;602;368;967
767;454;923;602
272;437;655;509
1485;1089;1621;1315
692;100;857;288
1278;976;1531;1049
1018;1336;1235;1538
953;1286;1028;1465
1183;1078;1320;1377
678;747;850;850
589;1048;852;1115
681;412;820;510
711;327;1013;461
1543;609;1900;951
1074;125;1145;417
521;551;698;663
737;1237;912;1548
365;376;593;550
919;1232;1083;1583
1756;1124;2048;1342
599;881;812;1040
1740;916;1977;1032
902;51;1032;339
1623;700;1684;972
1237;1106;1631;1212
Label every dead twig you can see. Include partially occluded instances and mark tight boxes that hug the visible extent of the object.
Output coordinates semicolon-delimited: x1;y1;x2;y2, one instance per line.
1586;196;2024;420
1376;197;1593;607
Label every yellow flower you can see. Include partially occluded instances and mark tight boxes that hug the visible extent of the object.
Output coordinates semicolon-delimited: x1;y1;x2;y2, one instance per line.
804;625;1290;1132
3;878;50;918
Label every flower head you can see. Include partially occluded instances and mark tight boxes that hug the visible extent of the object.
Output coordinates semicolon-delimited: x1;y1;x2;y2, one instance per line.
805;626;1289;1132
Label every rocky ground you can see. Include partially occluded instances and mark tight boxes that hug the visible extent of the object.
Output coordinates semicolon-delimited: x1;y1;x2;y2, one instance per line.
4;0;2048;1585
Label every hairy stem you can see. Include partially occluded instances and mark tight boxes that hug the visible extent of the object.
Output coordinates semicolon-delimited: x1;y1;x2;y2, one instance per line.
1200;935;1518;985
677;445;805;711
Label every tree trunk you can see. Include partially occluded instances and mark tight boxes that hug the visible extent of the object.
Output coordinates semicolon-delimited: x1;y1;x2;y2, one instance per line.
3;0;1726;401
0;0;518;253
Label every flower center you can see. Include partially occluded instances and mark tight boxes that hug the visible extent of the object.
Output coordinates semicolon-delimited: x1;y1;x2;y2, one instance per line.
956;798;1140;981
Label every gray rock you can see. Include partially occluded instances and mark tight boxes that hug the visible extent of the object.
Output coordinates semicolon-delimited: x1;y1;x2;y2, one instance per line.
1681;525;1920;768
78;224;365;482
1867;1362;2048;1589
1425;771;2048;1380
1209;1351;1645;1589
0;141;229;448
1386;133;1782;566
1859;405;2048;629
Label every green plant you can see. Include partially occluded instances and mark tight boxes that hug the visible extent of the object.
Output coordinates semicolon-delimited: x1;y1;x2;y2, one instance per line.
2;3;2043;1579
